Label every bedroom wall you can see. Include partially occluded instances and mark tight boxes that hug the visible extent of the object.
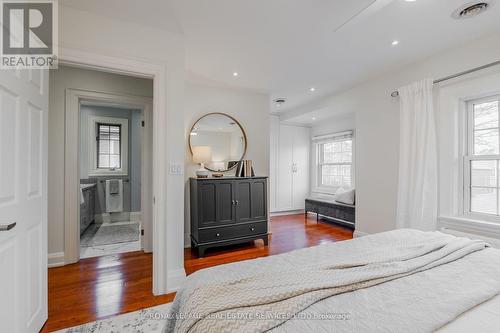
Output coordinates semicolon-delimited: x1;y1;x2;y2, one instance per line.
285;30;500;236
55;4;186;292
183;82;271;247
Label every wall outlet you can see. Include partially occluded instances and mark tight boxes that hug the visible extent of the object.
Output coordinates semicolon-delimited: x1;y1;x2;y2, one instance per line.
169;163;184;175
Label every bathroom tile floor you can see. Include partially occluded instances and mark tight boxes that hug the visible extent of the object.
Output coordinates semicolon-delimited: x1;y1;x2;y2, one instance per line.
80;221;142;259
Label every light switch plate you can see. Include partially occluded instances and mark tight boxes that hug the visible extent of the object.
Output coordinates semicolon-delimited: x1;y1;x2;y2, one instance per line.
169;163;184;175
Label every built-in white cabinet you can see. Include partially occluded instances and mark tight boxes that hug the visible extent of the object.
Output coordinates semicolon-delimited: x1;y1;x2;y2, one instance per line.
270;120;310;212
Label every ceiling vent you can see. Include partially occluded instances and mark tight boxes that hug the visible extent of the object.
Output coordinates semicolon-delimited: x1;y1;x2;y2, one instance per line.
453;2;491;19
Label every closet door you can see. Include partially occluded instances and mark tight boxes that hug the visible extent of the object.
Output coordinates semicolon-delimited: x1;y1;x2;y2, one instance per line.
292;126;310;209
277;124;294;210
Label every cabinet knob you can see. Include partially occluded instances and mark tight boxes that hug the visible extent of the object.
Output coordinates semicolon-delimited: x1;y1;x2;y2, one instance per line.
216;233;221;237
250;227;255;231
235;200;239;205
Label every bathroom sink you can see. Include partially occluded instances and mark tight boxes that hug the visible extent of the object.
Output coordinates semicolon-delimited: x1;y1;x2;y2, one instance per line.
80;183;96;190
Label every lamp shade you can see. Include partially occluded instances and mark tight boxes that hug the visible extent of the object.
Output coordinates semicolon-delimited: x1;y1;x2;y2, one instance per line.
192;146;212;164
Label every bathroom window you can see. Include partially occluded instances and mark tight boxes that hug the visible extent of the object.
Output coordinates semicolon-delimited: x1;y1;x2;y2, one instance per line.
97;123;122;169
88;116;128;176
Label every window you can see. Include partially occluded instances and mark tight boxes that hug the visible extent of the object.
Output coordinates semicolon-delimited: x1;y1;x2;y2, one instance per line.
314;131;354;192
97;123;121;169
87;115;128;177
465;95;500;217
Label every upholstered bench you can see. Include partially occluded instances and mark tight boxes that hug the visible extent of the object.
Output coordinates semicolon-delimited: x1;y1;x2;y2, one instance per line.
305;197;355;229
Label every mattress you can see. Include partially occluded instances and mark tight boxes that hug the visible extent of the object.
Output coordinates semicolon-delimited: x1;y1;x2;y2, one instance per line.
172;230;500;333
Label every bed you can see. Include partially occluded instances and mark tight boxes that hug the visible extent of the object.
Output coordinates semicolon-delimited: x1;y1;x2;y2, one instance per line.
166;229;500;333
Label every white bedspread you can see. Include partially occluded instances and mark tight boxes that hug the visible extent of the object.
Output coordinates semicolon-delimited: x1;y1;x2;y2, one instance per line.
167;229;500;333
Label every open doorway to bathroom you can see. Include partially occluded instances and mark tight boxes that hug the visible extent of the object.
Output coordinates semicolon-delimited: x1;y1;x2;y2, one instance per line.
48;64;153;263
79;102;145;258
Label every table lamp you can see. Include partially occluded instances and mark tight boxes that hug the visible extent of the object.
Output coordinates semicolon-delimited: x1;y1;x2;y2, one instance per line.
192;146;212;178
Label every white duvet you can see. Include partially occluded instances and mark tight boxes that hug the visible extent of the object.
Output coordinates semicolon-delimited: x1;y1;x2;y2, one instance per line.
168;229;500;333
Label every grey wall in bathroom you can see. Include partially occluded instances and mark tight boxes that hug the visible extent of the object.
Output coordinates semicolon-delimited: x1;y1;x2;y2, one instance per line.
80;105;143;215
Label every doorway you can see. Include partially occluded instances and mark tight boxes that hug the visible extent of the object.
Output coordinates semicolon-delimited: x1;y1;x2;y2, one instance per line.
78;101;145;258
48;64;154;263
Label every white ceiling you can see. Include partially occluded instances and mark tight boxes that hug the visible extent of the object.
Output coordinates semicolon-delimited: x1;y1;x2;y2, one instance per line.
62;0;500;116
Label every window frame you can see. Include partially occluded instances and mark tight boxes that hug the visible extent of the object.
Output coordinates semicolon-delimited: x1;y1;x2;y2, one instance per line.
312;131;355;195
88;115;128;177
96;122;122;170
464;94;500;222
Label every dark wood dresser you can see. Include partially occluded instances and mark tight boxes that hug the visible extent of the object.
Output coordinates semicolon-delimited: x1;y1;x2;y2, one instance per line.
190;177;269;257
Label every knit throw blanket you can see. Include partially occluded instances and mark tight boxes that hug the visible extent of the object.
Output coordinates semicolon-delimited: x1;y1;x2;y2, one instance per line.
165;230;488;333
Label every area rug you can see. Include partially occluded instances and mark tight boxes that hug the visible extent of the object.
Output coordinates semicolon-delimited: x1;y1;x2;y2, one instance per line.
80;222;140;247
53;303;171;333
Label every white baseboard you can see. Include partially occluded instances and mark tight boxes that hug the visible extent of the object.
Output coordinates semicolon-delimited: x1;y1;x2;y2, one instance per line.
48;252;65;268
184;233;191;248
130;211;142;221
95;211;132;223
353;230;369;238
167;268;187;293
270;209;305;216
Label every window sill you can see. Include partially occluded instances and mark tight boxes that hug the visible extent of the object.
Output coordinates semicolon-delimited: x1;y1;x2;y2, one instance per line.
88;170;128;177
438;215;500;239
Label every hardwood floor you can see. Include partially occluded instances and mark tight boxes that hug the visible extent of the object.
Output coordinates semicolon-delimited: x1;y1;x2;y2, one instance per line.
42;213;352;332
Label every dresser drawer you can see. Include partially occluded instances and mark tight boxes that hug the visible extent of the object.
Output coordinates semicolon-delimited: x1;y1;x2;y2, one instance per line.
198;221;267;243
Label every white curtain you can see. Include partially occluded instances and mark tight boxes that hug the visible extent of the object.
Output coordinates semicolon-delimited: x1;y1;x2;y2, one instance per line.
396;78;438;231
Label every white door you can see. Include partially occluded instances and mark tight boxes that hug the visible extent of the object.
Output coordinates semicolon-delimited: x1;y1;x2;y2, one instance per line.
0;68;49;333
292;126;310;209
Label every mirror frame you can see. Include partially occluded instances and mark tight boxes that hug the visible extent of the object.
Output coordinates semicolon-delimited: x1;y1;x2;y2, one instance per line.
189;112;248;172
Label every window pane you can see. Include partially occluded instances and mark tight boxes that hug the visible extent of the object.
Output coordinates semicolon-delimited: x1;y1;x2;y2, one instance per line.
321;165;351;187
99;140;110;154
99;154;110;168
471;160;497;187
470;187;497;215
323;139;352;163
109;155;120;168
474;128;499;155
110;140;120;154
474;101;499;130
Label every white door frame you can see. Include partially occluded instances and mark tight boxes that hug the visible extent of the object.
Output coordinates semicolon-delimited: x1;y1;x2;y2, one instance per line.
59;47;168;295
64;88;153;261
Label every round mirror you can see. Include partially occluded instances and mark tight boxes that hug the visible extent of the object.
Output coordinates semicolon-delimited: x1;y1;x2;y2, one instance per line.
189;113;247;172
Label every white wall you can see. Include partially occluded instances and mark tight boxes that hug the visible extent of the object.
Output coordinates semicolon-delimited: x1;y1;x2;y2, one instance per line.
49;66;152;255
286;30;500;236
183;82;270;247
54;5;186;293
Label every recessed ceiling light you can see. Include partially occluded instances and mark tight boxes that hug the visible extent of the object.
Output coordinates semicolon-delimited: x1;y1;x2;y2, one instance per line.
453;2;490;19
312;117;316;121
310;87;316;92
391;40;399;46
233;72;239;77
404;0;417;2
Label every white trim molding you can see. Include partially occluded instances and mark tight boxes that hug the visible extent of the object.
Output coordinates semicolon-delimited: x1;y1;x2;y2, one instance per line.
353;230;369;238
58;46;181;295
439;216;500;240
48;252;65;268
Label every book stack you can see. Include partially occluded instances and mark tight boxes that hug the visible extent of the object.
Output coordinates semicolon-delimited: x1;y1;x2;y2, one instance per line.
235;160;255;177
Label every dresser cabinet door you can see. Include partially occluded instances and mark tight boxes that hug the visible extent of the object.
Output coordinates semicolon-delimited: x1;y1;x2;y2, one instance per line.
198;180;235;226
234;180;252;222
216;180;235;225
251;178;267;220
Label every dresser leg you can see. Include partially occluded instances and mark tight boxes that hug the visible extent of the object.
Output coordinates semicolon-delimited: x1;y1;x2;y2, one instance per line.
263;235;269;246
197;246;206;258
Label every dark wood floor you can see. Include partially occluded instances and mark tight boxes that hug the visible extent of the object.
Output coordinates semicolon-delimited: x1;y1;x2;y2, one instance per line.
42;213;353;332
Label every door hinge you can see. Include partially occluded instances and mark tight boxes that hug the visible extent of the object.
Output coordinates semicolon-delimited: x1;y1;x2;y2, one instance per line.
153;196;155;204
141;120;145;127
141;229;144;236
